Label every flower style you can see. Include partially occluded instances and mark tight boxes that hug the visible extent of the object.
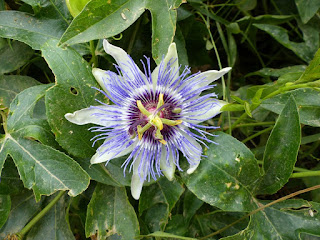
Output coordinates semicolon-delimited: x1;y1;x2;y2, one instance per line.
65;40;231;200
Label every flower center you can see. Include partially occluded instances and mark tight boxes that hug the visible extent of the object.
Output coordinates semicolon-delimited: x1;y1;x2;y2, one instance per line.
136;93;182;145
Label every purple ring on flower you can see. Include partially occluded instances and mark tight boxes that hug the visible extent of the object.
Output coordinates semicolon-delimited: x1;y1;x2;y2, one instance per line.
65;40;231;199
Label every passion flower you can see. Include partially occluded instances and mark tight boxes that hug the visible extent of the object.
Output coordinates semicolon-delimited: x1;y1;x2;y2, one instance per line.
65;40;231;199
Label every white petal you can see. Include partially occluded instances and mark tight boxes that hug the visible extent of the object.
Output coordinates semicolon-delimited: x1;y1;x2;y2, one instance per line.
194;67;231;89
178;129;203;174
151;43;178;90
131;156;145;200
103;39;146;82
90;140;136;164
160;145;176;181
65;105;121;126
187;163;200;174
92;68;110;93
183;100;227;124
178;67;231;93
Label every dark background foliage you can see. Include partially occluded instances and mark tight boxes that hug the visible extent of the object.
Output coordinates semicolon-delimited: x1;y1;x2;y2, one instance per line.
1;0;320;239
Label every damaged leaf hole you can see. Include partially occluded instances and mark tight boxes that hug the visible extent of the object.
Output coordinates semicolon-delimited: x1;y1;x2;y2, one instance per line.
70;87;78;95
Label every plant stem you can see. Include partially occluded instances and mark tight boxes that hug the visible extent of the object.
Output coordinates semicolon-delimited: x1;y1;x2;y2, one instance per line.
199;184;320;239
242;126;273;144
0;110;8;133
16;191;65;239
291;171;320;178
224;121;275;130
230;112;247;131
262;83;309;100
256;160;312;172
89;40;98;68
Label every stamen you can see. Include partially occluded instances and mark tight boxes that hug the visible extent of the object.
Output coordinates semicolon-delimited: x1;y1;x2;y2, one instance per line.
172;108;182;113
156;93;164;109
149;115;163;130
154;127;163;140
137;123;152;140
159;139;167;145
161;119;182;126
137;100;151;117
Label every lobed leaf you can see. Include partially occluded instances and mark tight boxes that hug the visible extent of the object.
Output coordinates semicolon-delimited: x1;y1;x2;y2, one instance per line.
59;0;146;46
0;84;90;201
42;39;100;158
0;10;68;50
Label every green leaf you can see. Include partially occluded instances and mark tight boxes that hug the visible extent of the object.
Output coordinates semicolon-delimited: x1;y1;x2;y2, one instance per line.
85;183;139;240
244;101;252;117
220;103;245;112
0;190;43;238
0;84;90;201
66;0;91;17
261;88;320;127
146;0;183;64
22;0;72;21
0;40;34;74
0;75;39;108
59;0;146;46
139;178;184;231
77;156;131;187
174;24;189;68
26;193;74;240
246;65;306;78
235;0;256;11
253;23;319;62
141;231;197;240
295;0;320;23
165;214;188;236
189;211;248;239
183;190;203;224
256;96;300;195
181;132;261;212
0;157;24;195
0;195;10;229
297;48;320;84
222;200;320;240
0;9;68;50
237;15;294;26
42;39;101;158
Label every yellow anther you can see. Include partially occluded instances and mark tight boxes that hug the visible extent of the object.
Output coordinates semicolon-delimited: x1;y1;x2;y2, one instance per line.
149;115;163;130
137;123;152;140
159;139;167;145
161;118;182;126
156;93;164;109
154;127;163;140
137;100;151;117
172;108;182;113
